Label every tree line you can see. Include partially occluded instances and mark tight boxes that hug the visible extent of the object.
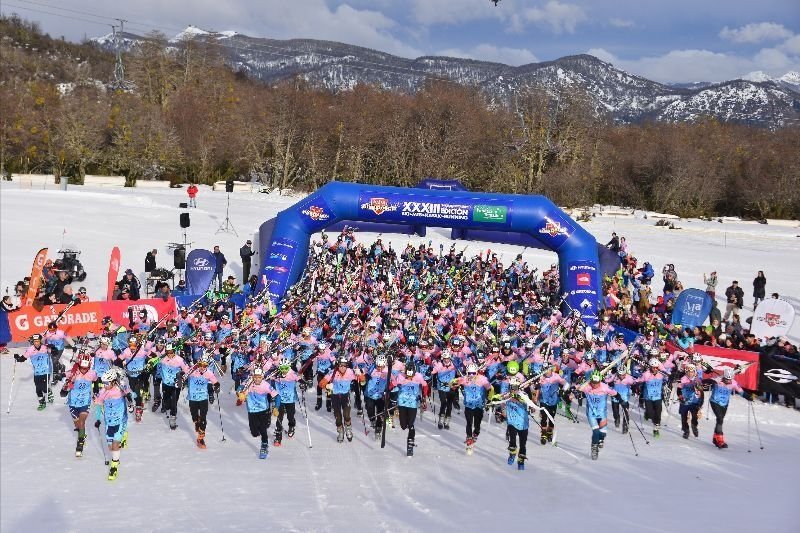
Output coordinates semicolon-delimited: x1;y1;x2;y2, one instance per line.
1;14;798;219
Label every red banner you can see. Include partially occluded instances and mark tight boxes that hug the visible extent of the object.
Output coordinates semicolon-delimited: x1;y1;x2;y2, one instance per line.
107;246;121;301
7;298;177;342
667;341;760;390
24;248;48;307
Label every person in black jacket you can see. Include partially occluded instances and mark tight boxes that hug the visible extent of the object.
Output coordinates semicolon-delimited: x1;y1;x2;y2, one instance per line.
723;280;744;322
752;271;766;309
145;249;157;274
239;240;255;284
213;246;227;291
119;269;141;301
606;232;620;253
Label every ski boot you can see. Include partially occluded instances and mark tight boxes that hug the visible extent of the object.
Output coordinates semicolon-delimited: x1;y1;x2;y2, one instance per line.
374;425;382;441
196;430;207;449
653;425;661;438
259;442;269;460
287;426;295;438
614;418;620;429
345;424;353;442
151;398;161;413
47;390;54;404
540;432;548;445
437;415;444;429
169;415;177;430
336;426;345;443
274;429;282;447
682;429;690;439
507;446;517;465
107;460;119;481
622;423;629;435
142;390;150;403
443;417;450;430
315;396;323;411
75;436;86;457
37;398;46;411
128;402;135;413
326;398;332;412
599;437;605;449
591;443;599;460
135;406;143;423
713;433;728;449
356;408;363;417
406;438;415;457
160;403;168;414
547;429;554;443
494;408;505;423
692;425;699;438
466;438;475;455
517;454;526;470
120;431;128;449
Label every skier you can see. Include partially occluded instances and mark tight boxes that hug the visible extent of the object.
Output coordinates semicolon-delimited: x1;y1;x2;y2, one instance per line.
183;353;220;448
501;375;536;470
64;352;97;456
320;357;359;443
158;344;191;429
579;370;618;460
313;341;335;412
94;368;132;481
391;362;429;456
431;350;458;430
362;354;389;440
272;356;299;447
14;334;53;409
709;367;744;449
535;364;567;444
120;336;150;422
638;358;665;437
92;337;117;392
677;363;703;439
43;321;69;383
239;366;280;459
146;338;166;412
454;362;492;453
609;365;635;434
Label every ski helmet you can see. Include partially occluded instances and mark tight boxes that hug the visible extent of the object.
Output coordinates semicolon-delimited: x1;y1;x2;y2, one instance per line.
648;347;659;357
590;370;602;383
507;360;520;375
509;376;521;390
407;335;417;345
278;357;292;374
441;350;451;360
199;354;212;367
659;352;668;362
165;343;175;353
648;358;660;368
685;364;697;374
375;355;387;367
99;336;110;346
467;363;478;374
524;340;534;350
617;365;628;375
253;367;264;377
31;334;42;343
722;367;735;381
138;309;147;318
101;368;121;384
317;342;328;351
156;338;166;346
78;352;92;368
128;337;138;347
204;332;213;341
405;362;415;377
692;354;703;363
382;332;392;342
337;356;349;367
584;352;595;361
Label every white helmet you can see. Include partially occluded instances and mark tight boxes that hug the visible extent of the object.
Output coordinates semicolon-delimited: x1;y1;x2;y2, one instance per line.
722;367;735;380
101;368;122;384
648;358;660;368
509;375;521;389
685;364;697;374
648;347;660;357
317;342;328;350
382;332;392;342
441;350;451;360
466;363;478;374
375;355;387;367
617;365;628;375
253;367;264;377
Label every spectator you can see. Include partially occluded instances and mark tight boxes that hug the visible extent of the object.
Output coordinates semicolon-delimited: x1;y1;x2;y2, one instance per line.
242;275;258;298
145;249;157;274
54;285;76;304
76;286;89;303
723;280;744;322
222;275;239;295
709;300;722;326
172;279;188;296
50;270;72;301
119;269;141;301
752;271;766;309
212;245;227;291
703;271;718;300
239;239;255;283
187;184;198;208
606;232;620;253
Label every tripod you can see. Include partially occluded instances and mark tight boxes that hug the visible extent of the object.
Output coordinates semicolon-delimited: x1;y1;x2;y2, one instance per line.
216;192;238;236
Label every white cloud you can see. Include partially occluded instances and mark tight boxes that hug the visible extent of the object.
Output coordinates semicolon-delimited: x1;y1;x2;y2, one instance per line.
780;35;800;55
608;18;635;29
719;22;793;44
411;0;504;26
439;44;539;65
586;47;800;83
522;1;587;34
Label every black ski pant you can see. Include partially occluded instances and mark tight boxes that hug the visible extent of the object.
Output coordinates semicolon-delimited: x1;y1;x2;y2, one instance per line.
189;399;208;432
49;347;65;381
540;403;557;433
611;399;629;431
507;426;528;457
465;407;484;438
644;399;662;426
438;389;457;418
248;409;272;444
128;375;146;407
679;403;700;433
34;374;49;399
710;401;727;434
276;403;296;436
162;384;180;416
365;396;385;430
242;260;251;285
398;406;417;441
332;393;352;428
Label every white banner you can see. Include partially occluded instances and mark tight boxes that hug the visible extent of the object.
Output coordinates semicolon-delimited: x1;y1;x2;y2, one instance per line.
750;298;796;339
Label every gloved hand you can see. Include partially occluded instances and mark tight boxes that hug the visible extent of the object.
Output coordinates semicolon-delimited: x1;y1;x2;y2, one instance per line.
237;392;246;403
60;387;69;398
326;383;333;392
209;393;215;405
299;380;308;391
94;420;101;428
272;407;280;417
14;354;25;362
213;382;221;394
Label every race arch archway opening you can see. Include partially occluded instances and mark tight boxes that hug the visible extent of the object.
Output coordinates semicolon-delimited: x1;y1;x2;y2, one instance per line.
257;181;601;324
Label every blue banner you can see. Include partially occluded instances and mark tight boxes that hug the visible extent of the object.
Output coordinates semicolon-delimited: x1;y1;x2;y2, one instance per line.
671;288;713;329
186;249;216;296
567;260;600;324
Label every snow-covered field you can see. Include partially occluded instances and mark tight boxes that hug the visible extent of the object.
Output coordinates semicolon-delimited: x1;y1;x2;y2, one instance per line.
1;182;799;532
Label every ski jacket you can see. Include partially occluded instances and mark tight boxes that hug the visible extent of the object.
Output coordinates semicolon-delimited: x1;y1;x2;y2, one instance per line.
323;368;358;395
710;379;743;407
273;370;300;404
22;345;51;376
95;385;130;426
538;374;567;406
392;373;428;409
159;355;191;387
579;382;617;422
365;368;389;400
66;369;97;408
243;381;278;413
93;347;117;377
431;361;458;391
456;374;492;409
187;368;219;401
637;371;665;401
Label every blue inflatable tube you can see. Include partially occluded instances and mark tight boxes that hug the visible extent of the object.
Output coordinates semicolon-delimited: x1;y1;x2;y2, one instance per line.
257;181;601;324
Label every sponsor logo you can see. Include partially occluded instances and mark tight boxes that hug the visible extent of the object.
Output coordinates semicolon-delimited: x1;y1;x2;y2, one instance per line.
569;264;597;271
272;240;294;249
127;305;158;322
269;252;288;261
274;266;288;273
361;197;399;215
401;201;470;221
683;295;705;316
14;311;99;332
193;258;209;267
764;368;798;384
576;273;591;286
300;205;331;222
539;219;570;238
763;313;782;327
473;205;507;224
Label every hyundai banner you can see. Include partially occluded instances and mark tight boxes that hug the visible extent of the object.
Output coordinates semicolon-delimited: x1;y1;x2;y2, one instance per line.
186;249;217;295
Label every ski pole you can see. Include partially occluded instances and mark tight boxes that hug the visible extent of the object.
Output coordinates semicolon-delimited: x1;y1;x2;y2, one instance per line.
301;389;312;449
96;423;109;465
622;408;639;456
6;359;17;414
215;390;226;442
750;400;763;450
630;414;650;445
747;399;752;453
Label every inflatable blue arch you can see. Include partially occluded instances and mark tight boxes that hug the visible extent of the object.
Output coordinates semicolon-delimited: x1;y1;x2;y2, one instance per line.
257;181;602;324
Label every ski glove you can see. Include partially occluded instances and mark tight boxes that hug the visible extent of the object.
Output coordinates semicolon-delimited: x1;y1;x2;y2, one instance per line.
94;420;101;428
13;354;25;362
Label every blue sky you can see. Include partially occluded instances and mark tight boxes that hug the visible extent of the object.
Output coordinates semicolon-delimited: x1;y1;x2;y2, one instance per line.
3;0;799;83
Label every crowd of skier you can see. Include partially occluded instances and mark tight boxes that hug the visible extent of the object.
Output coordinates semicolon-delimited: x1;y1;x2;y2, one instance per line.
9;227;778;480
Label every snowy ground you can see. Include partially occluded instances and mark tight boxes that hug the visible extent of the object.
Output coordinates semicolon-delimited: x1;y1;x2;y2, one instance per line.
1;182;799;531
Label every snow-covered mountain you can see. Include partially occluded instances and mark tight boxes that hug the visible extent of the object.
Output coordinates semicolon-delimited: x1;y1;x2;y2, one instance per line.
92;27;800;127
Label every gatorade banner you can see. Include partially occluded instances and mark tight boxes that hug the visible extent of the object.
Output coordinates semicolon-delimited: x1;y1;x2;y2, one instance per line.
6;298;176;342
106;246;121;301
24;248;48;306
666;341;759;390
750;298;795;339
671;288;713;329
186;249;216;295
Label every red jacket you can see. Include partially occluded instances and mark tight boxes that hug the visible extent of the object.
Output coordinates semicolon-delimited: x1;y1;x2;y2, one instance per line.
187;185;198;198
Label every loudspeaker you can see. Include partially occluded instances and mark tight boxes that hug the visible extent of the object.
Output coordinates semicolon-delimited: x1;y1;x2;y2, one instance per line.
180;213;190;228
174;246;186;270
178;202;188;208
225;180;234;193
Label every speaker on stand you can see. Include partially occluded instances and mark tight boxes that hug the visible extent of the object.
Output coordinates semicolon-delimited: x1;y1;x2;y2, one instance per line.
217;180;238;236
